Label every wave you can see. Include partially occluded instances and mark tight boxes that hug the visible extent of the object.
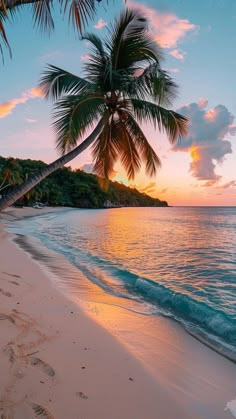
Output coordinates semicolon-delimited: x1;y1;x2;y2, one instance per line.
131;277;236;359
8;216;236;362
36;234;236;358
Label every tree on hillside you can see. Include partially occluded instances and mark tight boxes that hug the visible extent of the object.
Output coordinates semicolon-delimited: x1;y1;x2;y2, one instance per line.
0;158;22;193
0;8;188;211
0;0;103;57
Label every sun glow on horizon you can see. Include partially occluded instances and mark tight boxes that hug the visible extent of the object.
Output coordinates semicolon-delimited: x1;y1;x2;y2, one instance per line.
113;173;131;187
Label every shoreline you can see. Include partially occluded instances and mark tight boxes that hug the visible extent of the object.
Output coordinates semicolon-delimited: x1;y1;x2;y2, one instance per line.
6;207;236;365
0;208;191;419
1;207;236;418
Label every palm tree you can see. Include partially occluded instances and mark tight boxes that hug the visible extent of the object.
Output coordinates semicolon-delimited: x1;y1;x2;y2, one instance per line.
0;0;103;58
0;8;188;211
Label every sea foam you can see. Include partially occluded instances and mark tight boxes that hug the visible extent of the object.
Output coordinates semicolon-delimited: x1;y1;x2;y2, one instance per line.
225;398;236;418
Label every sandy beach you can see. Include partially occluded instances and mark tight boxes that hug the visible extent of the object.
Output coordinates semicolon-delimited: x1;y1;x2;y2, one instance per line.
0;208;236;419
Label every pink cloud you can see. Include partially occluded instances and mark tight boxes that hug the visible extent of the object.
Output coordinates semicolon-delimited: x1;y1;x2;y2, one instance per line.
216;180;236;189
167;68;180;73
159;188;168;194
0;97;28;118
204;108;219;122
139;182;157;194
80;54;91;62
198;98;208;109
174;101;235;182
26;118;37;123
94;18;107;30
202;178;221;187
39;50;63;62
169;49;186;60
127;0;199;48
29;87;44;98
202;179;236;189
0;87;43;118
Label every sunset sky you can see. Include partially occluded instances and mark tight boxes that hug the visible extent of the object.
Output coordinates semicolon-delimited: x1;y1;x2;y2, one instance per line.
1;0;236;206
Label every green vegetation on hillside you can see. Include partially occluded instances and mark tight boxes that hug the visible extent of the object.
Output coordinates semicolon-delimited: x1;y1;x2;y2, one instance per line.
0;156;168;208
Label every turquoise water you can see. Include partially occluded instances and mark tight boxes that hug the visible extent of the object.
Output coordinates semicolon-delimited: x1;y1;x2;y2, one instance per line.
9;207;236;358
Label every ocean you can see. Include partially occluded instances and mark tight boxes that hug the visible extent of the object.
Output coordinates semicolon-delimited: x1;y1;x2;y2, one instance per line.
8;206;236;361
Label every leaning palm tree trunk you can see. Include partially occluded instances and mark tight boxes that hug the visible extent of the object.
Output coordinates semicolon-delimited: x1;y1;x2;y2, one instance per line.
0;120;103;211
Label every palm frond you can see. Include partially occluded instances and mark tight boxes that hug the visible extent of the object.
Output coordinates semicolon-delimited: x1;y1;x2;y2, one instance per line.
93;115;141;180
82;33;111;90
92;114;119;179
122;63;178;106
39;64;92;100
0;0;100;58
62;0;96;33
125;115;161;176
84;51;110;89
82;32;105;56
107;8;163;72
0;9;11;60
118;119;141;180
53;94;105;154
1;0;7;14
32;0;54;33
153;68;178;105
131;98;188;144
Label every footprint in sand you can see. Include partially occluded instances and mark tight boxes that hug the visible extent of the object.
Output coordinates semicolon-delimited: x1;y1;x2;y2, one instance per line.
30;402;54;419
0;401;54;419
76;391;88;399
4;344;16;366
0;289;12;298
2;271;21;279
0;411;14;418
30;357;55;377
9;281;20;286
0;314;15;324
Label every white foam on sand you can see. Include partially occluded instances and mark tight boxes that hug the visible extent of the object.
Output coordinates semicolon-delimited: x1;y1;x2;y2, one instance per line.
225;398;236;417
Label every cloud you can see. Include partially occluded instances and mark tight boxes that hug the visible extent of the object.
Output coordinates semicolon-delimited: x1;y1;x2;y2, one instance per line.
81;163;118;180
26;118;37;123
139;183;168;197
173;99;236;181
169;48;186;60
201;178;221;187
202;179;236;189
29;87;44;98
127;0;199;48
198;98;208;109
0;98;27;118
167;68;180;73
80;54;91;62
159;188;168;194
39;50;63;62
139;182;157;194
216;180;236;189
94;18;107;30
0;87;43;119
81;163;94;174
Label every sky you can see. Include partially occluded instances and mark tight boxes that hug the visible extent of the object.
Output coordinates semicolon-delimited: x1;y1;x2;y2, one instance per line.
0;0;236;206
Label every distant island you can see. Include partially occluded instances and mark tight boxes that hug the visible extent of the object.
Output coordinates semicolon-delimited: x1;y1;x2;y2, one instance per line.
0;156;168;208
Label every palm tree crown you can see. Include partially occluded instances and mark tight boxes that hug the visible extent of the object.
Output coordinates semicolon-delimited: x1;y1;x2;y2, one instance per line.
40;8;188;181
0;7;188;212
